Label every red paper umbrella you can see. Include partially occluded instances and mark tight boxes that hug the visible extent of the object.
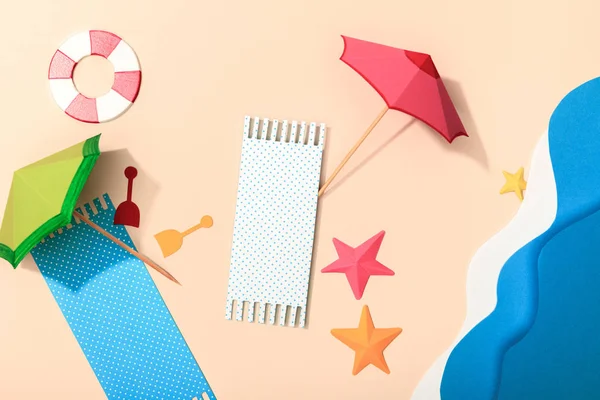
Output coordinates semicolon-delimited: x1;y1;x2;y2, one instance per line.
319;36;468;196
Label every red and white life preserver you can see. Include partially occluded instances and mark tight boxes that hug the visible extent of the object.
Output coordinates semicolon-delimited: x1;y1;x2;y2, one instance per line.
48;30;142;123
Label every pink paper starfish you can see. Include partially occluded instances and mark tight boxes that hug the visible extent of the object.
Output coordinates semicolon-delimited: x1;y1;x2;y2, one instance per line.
321;231;394;299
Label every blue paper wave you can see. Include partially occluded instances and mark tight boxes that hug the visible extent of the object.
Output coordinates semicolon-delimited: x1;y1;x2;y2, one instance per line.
440;77;600;399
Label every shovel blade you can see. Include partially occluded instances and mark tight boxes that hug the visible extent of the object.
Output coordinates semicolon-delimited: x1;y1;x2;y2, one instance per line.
114;201;140;227
154;229;183;258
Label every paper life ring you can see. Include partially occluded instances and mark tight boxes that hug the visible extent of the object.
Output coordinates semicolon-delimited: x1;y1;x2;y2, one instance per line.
48;30;142;123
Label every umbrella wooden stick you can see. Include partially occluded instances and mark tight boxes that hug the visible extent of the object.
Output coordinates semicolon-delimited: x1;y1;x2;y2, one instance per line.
73;211;181;285
318;106;388;197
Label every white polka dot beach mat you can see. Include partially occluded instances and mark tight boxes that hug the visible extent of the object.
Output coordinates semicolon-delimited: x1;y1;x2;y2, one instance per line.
30;194;216;400
226;116;326;328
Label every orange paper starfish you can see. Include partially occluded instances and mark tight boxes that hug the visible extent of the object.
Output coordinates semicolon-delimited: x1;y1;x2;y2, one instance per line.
331;305;402;375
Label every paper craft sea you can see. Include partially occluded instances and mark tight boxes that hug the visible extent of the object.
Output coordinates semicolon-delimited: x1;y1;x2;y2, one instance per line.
412;77;600;399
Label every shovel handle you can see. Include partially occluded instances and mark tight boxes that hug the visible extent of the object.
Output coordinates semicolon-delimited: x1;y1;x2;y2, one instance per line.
182;215;213;236
124;167;137;202
73;211;181;285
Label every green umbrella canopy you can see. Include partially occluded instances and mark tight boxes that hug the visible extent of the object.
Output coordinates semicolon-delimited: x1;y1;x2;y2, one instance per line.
0;134;101;268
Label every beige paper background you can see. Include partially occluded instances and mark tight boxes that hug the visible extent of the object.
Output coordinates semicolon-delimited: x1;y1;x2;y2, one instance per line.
0;0;593;398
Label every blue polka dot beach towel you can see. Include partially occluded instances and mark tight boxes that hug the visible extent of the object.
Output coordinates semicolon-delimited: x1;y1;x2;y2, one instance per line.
226;116;326;328
31;194;216;400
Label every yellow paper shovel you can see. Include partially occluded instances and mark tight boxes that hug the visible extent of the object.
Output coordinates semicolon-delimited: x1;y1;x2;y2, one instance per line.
154;215;213;258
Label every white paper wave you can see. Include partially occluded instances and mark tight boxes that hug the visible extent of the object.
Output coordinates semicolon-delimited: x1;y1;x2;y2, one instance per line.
410;132;557;399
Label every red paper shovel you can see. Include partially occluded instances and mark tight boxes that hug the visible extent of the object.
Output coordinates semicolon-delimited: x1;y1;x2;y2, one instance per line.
114;166;140;227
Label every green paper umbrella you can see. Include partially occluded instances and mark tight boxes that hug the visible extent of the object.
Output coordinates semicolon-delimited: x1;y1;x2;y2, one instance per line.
0;134;101;267
0;134;179;284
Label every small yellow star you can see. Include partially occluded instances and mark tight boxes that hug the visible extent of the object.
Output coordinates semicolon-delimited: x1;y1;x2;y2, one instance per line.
500;167;527;201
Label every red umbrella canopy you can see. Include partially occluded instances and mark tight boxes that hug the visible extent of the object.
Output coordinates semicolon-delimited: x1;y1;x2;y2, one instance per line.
340;35;468;143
